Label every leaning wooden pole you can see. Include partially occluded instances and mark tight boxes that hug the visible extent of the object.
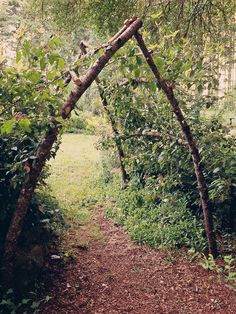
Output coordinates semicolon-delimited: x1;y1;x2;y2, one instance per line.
79;42;129;185
134;31;218;257
2;18;143;289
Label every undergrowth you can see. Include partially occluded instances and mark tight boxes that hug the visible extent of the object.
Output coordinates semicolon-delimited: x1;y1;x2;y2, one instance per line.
65;111;108;135
0;288;52;314
200;254;236;292
0;190;64;313
96;172;206;251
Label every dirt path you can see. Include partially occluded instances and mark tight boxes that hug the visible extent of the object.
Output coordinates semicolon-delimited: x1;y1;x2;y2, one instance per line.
42;207;236;314
40;134;236;313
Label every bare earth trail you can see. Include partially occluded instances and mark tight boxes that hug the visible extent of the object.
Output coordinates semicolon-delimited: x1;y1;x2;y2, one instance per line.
42;135;236;314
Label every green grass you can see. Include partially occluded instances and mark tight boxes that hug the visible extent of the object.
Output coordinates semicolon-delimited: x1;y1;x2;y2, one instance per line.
47;134;102;241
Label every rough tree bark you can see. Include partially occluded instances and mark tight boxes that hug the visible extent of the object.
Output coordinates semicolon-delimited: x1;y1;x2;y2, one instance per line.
134;31;218;257
2;17;143;289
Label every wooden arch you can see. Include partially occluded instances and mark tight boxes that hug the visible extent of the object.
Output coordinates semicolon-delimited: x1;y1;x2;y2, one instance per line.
3;16;217;289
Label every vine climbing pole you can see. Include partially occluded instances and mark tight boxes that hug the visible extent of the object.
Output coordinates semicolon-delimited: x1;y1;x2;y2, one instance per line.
2;17;142;289
79;42;129;185
133;30;218;257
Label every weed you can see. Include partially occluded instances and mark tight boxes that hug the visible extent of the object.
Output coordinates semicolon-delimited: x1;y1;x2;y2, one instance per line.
200;254;236;291
0;289;52;314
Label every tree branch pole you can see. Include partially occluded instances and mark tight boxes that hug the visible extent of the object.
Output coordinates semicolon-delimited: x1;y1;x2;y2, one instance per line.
2;18;143;289
116;129;189;149
79;41;129;185
134;31;218;257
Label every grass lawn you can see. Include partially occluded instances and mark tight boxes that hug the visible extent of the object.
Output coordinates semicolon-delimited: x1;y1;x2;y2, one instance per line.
47;134;102;242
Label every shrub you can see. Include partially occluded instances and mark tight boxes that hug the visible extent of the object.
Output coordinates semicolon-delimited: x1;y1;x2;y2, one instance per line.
65;112;107;135
106;180;206;251
65;116;88;134
0;36;66;274
0;189;65;297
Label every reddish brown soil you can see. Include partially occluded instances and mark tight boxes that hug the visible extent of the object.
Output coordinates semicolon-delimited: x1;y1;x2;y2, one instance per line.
42;208;236;314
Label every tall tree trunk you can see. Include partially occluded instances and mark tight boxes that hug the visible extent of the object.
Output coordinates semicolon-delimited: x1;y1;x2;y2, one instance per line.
80;42;129;185
134;31;218;257
2;18;143;289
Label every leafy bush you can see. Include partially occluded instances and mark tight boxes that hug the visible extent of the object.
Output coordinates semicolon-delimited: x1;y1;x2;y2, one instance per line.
100;88;236;232
99;150;120;183
0;36;67;274
0;288;52;314
65;116;88;133
0;130;51;258
65;116;96;134
65;112;108;135
98;35;236;233
106;180;206;250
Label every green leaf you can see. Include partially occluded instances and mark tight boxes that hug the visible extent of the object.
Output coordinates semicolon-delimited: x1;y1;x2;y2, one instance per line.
19;118;31;132
55;117;64;124
154;56;165;73
150;12;162;20
31;301;40;310
22;40;31;57
57;58;65;70
48;53;60;65
53;37;61;46
1;119;15;134
197;84;203;93
181;61;192;72
149;82;157;93
44;295;52;302
136;56;143;66
213;167;220;174
48;37;61;49
134;67;141;77
21;299;31;305
16;49;22;63
27;71;42;84
47;71;57;81
40;57;46;71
